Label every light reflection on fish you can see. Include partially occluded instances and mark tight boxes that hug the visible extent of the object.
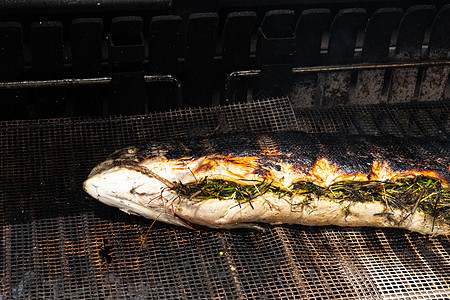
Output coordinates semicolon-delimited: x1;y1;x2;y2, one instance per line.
83;131;450;234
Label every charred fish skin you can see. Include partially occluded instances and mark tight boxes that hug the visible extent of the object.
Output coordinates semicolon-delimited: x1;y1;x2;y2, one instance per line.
84;131;450;234
109;132;450;184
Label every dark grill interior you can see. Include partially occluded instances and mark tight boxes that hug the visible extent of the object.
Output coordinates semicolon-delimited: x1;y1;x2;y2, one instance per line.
0;2;450;119
2;1;450;299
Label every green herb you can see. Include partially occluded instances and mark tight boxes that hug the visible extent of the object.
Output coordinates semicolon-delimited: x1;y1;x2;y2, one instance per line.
173;176;450;223
174;178;281;203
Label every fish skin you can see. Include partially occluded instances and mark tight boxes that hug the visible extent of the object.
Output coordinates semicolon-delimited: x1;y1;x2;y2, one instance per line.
84;131;450;234
107;132;450;185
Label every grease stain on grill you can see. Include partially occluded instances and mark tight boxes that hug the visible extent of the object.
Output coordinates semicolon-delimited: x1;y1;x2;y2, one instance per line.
99;238;113;265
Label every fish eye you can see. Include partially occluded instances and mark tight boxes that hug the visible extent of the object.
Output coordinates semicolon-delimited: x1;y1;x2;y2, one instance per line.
127;147;137;154
107;146;137;159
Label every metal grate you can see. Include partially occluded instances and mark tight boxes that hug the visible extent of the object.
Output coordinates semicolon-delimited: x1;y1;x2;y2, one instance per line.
1;98;450;299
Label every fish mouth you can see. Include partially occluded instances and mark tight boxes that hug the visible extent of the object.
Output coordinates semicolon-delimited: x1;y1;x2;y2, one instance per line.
83;163;192;228
87;160;115;178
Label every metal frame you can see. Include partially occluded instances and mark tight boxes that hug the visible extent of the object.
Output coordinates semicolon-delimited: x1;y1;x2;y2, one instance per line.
224;60;450;102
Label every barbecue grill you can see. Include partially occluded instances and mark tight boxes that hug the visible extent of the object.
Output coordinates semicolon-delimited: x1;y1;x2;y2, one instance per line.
1;1;450;299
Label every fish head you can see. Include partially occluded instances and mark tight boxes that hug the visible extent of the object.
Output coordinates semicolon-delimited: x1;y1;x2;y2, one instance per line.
83;155;191;228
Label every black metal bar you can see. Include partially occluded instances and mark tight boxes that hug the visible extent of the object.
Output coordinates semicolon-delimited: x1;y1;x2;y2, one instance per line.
424;107;450;139
6;60;448;90
31;21;64;79
0;75;181;89
0;22;26;120
108;16;146;116
427;4;450;60
224;60;450;103
0;78;111;89
389;5;436;102
148;15;181;75
0;22;23;81
220;0;411;5
255;9;296;99
183;13;219;108
352;7;403;105
71;18;103;117
294;9;330;67
361;8;403;63
291;8;330;107
221;11;256;105
327;9;367;65
387;110;409;137
147;15;182;111
368;109;388;135
321;8;367;106
0;0;170;14
396;6;437;61
419;4;450;101
31;21;65;118
2;60;449;111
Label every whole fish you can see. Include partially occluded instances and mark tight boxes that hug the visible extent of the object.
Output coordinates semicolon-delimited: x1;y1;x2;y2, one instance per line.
83;131;450;234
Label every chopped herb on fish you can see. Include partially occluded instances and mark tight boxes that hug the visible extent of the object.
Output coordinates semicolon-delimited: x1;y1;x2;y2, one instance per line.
174;177;450;226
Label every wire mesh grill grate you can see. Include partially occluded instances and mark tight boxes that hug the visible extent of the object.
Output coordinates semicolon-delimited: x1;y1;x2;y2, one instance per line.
1;98;450;299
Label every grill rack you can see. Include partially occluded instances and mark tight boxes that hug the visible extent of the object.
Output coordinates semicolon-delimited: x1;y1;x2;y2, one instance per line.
1;98;450;299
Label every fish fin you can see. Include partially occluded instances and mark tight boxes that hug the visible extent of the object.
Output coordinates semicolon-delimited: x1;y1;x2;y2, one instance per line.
225;223;266;230
173;216;196;230
119;207;195;229
120;208;137;215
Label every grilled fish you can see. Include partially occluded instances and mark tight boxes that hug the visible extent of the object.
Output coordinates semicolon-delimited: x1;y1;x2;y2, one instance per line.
83;131;450;234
